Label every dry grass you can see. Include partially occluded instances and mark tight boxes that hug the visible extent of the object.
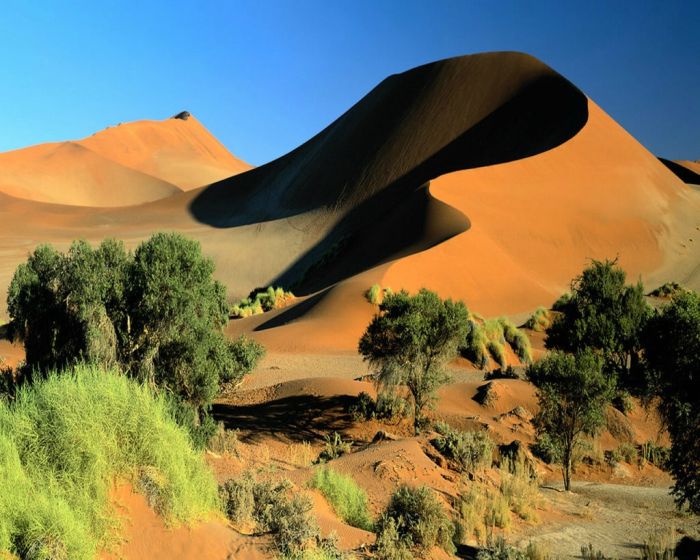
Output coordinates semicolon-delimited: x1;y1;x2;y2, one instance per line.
288;441;315;468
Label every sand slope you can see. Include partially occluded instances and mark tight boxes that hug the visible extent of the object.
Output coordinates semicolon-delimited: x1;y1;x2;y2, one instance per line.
0;115;249;207
0;52;699;353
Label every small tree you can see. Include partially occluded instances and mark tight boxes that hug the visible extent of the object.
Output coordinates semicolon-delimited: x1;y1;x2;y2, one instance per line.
7;233;264;422
358;289;468;434
642;290;700;513
527;350;615;491
546;259;650;389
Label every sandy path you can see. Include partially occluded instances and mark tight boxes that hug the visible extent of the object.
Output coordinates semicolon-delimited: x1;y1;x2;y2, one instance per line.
515;482;699;559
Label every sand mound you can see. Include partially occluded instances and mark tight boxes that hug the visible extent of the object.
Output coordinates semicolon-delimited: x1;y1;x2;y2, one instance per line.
79;115;251;190
100;484;268;560
0;115;249;207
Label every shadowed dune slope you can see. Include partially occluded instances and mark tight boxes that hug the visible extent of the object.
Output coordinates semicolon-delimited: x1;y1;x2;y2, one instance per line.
660;158;700;185
0;115;250;207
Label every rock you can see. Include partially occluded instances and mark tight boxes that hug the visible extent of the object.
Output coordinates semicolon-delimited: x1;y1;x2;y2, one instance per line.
372;430;398;443
171;111;191;120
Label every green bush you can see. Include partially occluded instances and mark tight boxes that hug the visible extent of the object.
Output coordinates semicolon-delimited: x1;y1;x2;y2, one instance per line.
220;474;318;556
310;467;373;531
499;318;532;363
640;441;670;469
230;286;294;318
0;365;218;560
366;284;382;305
432;423;493;473
349;391;408;423
316;432;352;463
375;517;414;560
376;485;455;556
524;307;552;332
649;282;685;298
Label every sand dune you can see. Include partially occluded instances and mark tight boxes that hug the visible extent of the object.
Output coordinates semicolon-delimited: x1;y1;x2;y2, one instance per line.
660;158;700;185
1;52;699;354
79;114;251;190
0;114;249;207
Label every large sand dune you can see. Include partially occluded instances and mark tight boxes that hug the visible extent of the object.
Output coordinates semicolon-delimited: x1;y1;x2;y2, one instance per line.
1;52;699;354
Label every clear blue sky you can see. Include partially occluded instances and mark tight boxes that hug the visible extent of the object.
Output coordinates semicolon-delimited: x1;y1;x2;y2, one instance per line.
1;0;698;164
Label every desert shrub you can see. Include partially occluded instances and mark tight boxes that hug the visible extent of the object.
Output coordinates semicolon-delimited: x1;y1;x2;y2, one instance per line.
366;284;382;305
551;292;571;311
310;467;373;531
317;432;352;463
432;423;493;473
461;318;489;369
640;441;670;469
454;485;488;544
649;282;685;298
499;318;532;363
486;340;506;368
0;365;218;560
350;391;408;423
524;307;552;332
612;390;634;415
580;543;612;560
349;392;375;421
640;531;677;560
499;456;540;522
230;285;294;318
484;365;520;380
375;517;414;560
477;536;527;560
360;289;469;434
220;474;318;555
615;442;638;464
376;485;455;556
530;433;561;464
207;422;240;456
288;441;315;468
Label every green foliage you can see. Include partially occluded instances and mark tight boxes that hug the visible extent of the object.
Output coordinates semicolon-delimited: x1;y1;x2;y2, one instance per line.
317;432;352;463
0;365;218;559
486;340;506;368
642;290;700;512
376;485;455;557
477;536;531;560
649;281;685;298
349;391;408;423
366;284;382;305
545;259;651;389
527;350;615;490
359;289;469;434
310;467;373;531
375;517;414;560
432;422;494;473
219;473;319;556
230;286;294;318
500;318;532;363
612;390;634;415
524;307;552;332
640;441;670;469
461;318;489;369
224;335;266;384
6;234;264;418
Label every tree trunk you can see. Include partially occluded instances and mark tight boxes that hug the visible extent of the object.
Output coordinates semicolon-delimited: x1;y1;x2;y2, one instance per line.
413;400;421;435
563;447;572;491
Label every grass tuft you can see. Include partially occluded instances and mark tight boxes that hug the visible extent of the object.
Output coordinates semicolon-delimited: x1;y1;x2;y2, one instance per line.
0;364;218;559
310;467;374;531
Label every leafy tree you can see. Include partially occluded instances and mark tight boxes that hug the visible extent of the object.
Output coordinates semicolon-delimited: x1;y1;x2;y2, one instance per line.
546;259;651;390
642;290;700;513
6;233;264;421
527;350;615;491
358;289;469;434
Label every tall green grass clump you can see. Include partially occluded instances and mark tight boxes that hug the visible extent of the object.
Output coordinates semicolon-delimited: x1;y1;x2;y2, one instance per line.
499;318;532;363
310;467;373;531
231;285;294;318
524;307;552;332
432;422;494;473
0;364;218;560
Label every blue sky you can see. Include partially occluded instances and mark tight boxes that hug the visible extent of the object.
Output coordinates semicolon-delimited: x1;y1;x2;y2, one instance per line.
1;1;698;164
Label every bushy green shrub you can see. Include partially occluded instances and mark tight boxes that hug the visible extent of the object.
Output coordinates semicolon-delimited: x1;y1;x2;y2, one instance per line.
316;432;352;463
612;390;634;415
349;391;408;423
649;282;685;298
376;485;455;557
432;423;493;473
640;441;670;469
375;517;414;560
524;307;552;332
231;286;294;318
461;319;489;369
0;365;218;560
366;284;382;305
477;536;545;560
310;467;373;531
220;474;318;556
